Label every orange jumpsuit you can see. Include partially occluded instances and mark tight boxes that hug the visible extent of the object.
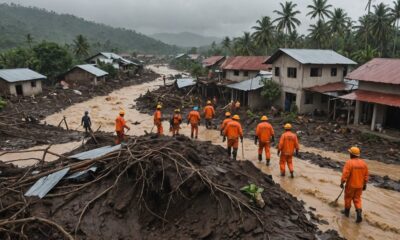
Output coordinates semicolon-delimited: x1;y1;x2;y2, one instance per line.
187;110;201;138
172;113;182;135
256;122;275;160
224;121;243;149
278;131;299;174
220;118;232;134
341;158;369;210
153;110;163;135
204;105;215;129
115;116;127;144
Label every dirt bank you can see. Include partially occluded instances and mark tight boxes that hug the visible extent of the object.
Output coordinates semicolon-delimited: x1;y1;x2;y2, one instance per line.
0;134;342;239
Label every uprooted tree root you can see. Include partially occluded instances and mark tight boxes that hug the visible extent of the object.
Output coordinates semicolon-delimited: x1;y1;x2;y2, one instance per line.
0;134;341;239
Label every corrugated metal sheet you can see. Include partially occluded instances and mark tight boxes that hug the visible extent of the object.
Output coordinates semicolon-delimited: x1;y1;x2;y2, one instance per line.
265;49;356;65
202;56;225;67
69;145;121;160
0;68;46;83
226;76;264;91
66;167;97;180
307;80;358;93
346;58;400;85
340;90;400;107
25;168;70;198
76;65;108;77
175;53;187;59
177;78;196;88
221;56;270;71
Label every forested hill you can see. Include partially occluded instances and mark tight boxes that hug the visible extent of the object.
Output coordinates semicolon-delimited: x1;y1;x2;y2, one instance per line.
0;3;179;54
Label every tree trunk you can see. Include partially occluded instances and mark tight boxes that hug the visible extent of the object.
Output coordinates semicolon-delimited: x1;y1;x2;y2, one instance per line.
284;28;288;48
393;20;399;56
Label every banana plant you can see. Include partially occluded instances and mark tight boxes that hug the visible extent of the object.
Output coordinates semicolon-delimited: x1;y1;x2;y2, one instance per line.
241;183;265;208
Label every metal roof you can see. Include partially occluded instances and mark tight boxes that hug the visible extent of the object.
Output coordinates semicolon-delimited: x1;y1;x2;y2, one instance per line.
0;68;46;83
66;167;97;180
76;64;108;77
175;53;187;59
176;78;196;88
202;56;225;67
265;49;357;65
340;90;400;107
307;80;358;93
345;58;400;85
69;145;121;160
225;76;264;91
100;52;123;60
25;168;70;198
221;56;271;71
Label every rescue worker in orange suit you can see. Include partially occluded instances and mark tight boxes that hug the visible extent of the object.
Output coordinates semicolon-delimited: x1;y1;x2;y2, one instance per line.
220;112;232;136
115;110;130;144
153;105;163;135
187;106;201;139
223;115;243;161
255;116;275;166
170;109;182;136
277;123;299;178
203;100;215;129
340;147;369;223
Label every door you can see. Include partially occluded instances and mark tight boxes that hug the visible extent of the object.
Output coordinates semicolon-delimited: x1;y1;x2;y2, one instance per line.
385;106;400;129
284;92;297;112
15;85;23;96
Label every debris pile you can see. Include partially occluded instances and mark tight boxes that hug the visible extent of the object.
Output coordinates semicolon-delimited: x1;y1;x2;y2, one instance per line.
0;134;342;239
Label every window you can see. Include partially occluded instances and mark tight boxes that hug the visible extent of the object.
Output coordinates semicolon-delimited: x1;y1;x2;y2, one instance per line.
31;81;36;88
275;67;280;76
234;70;240;76
331;68;337;76
287;67;297;78
243;71;249;77
305;92;314;104
310;67;322;77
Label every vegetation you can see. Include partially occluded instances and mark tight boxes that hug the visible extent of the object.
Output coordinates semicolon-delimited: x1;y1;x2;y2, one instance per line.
97;61;118;79
73;35;90;60
261;79;281;104
170;57;206;78
0;97;6;110
0;3;179;54
208;0;400;64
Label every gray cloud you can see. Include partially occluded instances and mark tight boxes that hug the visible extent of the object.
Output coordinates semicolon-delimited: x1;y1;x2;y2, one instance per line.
0;0;395;37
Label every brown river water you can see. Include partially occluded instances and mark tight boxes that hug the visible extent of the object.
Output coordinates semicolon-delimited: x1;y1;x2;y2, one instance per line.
4;65;400;239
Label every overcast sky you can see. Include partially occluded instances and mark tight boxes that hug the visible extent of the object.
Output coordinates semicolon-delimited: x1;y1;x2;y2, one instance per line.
0;0;395;37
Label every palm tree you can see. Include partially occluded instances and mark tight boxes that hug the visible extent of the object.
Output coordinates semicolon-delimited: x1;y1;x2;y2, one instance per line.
366;0;374;13
221;36;231;54
370;3;393;55
391;0;400;55
252;16;275;54
233;32;255;56
353;45;379;63
327;8;349;49
273;1;301;47
26;34;34;48
308;19;329;48
307;0;333;20
73;35;90;59
355;14;373;48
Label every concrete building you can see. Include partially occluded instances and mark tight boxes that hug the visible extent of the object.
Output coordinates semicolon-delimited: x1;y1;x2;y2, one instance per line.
63;64;108;86
86;52;138;70
0;68;45;97
265;48;356;113
221;56;271;82
202;56;226;80
342;58;400;131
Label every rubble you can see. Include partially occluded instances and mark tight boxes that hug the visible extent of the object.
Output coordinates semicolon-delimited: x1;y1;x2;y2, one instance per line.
0;134;342;239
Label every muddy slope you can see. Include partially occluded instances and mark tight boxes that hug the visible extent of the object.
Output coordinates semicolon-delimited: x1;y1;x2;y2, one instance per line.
0;135;342;240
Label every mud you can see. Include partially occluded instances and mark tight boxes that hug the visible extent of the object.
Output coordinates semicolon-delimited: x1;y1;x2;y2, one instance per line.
0;134;342;240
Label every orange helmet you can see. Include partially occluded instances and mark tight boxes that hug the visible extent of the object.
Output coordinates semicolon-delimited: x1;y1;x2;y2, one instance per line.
119;110;125;115
156;105;162;109
225;112;231;117
261;116;268;121
207;100;212;105
348;147;361;157
284;123;292;130
232;115;240;120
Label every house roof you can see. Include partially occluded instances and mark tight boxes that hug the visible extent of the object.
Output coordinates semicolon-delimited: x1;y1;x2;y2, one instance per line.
265;48;357;65
202;56;225;67
188;54;200;60
345;58;400;85
176;78;196;88
0;68;46;83
225;76;264;91
307;80;358;93
86;52;137;66
221;56;270;71
175;53;187;59
75;64;108;77
340;89;400;107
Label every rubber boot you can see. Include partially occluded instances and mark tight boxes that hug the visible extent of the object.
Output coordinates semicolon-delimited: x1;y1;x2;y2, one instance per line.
191;132;194;139
356;209;362;223
258;154;262;161
232;149;237;161
290;172;294;178
227;147;232;158
341;208;350;217
280;172;285;177
195;135;198;139
266;159;270;166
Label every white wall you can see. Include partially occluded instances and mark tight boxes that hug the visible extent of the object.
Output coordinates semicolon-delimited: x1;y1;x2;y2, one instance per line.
8;80;42;96
359;81;400;95
225;70;258;82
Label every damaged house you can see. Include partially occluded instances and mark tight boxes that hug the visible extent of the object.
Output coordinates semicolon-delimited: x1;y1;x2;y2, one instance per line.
63;64;109;86
0;68;46;97
86;52;139;71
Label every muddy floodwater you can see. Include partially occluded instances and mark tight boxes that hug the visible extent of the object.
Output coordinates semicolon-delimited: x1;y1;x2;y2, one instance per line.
32;65;400;239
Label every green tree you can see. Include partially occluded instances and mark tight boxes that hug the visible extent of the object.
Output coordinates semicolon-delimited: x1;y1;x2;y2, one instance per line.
307;0;333;20
391;0;400;55
233;32;255;56
252;16;275;54
0;48;36;69
222;36;231;54
308;19;330;48
352;45;379;63
33;42;73;81
355;14;373;47
97;61;118;79
261;79;281;104
370;3;393;55
73;35;90;59
366;0;373;13
273;1;301;47
26;34;34;48
328;8;349;49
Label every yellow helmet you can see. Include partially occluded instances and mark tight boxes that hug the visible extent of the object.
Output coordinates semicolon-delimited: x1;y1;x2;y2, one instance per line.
119;110;125;115
207;100;212;105
225;112;231;117
175;109;180;112
156;105;162;109
232;115;240;120
261;116;268;121
348;147;361;157
284;123;292;130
